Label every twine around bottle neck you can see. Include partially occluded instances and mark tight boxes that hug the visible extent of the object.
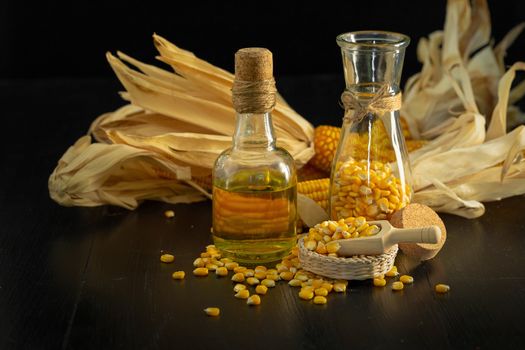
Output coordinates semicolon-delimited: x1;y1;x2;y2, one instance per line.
341;84;402;123
232;78;277;114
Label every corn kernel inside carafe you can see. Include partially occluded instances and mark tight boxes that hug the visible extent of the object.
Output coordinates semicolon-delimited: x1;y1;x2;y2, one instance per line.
331;158;410;220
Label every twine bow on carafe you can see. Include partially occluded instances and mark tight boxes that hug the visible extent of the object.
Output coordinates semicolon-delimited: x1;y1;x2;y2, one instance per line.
340;84;402;122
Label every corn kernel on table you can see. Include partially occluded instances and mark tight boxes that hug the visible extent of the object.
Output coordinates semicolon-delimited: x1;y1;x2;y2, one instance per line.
2;77;525;350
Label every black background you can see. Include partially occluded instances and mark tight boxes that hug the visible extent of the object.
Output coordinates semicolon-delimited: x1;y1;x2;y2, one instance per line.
2;0;524;82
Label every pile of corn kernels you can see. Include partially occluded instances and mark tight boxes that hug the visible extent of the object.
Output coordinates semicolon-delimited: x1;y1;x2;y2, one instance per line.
189;244;349;311
331;159;411;220
160;214;450;317
303;216;380;257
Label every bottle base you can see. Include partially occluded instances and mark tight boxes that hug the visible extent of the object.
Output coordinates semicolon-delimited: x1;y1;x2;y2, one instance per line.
213;236;296;264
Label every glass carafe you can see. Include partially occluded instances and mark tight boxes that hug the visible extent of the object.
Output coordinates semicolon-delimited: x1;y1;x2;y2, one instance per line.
330;31;412;222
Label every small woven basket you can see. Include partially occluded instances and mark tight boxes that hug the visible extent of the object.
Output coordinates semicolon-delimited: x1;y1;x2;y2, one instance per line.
298;237;398;280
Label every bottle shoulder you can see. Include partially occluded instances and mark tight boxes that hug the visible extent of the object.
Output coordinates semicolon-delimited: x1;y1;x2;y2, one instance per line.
213;146;296;190
215;147;296;168
274;146;295;160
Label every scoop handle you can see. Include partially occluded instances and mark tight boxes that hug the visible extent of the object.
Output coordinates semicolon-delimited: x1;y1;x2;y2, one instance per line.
388;225;441;245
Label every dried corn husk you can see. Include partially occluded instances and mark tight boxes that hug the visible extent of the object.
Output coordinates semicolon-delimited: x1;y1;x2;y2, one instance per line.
49;0;525;220
49;35;314;207
401;0;525;218
48;135;206;209
101;37;314;170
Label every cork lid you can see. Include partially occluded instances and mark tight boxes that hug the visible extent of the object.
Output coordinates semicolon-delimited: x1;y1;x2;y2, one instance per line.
234;48;273;82
390;203;447;261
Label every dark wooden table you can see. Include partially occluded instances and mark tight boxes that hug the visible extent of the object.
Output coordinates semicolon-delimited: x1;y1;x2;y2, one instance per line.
1;77;525;349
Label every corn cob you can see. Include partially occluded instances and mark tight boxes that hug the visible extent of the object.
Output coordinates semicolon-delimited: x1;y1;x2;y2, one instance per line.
297;178;330;211
309;125;340;172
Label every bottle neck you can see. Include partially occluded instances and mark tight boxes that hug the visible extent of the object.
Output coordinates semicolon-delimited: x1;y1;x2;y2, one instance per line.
232;112;276;150
340;48;406;96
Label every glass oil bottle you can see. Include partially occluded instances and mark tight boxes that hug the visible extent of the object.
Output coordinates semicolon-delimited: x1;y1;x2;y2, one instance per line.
212;48;297;263
330;31;413;222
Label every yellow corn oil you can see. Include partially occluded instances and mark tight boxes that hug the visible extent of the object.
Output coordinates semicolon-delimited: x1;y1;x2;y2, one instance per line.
213;183;296;263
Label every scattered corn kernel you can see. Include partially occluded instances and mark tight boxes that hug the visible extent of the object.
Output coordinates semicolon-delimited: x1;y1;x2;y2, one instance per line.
215;267;228;277
314;288;328;297
288;279;302;287
164;210;175;218
205;263;218;271
254;272;267;280
313;296;327;305
385;266;399;277
235;289;250;299
246;277;260;286
301;286;314;292
294;273;309;282
321;283;333;293
281;259;292;268
233;266;247;273
212;259;224;267
221;259;239;271
193;267;209;276
247;294;261;306
333;283;347;293
204;307;220;317
392;281;404;291
373;278;387;287
193;258;205;267
244;269;255;277
400;275;414;284
231;273;245;283
276;264;288;273
171;271;185;280
261;279;276;288
265;274;280;281
299;289;314;300
254;266;267;273
435;284;450;293
233;284;246;293
310;279;324;289
160;254;175;263
255;285;268;295
280;271;294;281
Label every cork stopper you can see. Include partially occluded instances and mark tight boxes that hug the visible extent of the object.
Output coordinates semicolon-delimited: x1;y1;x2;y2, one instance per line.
234;48;273;82
232;47;277;113
390;203;447;261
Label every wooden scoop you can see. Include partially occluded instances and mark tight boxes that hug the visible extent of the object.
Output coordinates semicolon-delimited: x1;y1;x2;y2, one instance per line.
334;220;442;256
